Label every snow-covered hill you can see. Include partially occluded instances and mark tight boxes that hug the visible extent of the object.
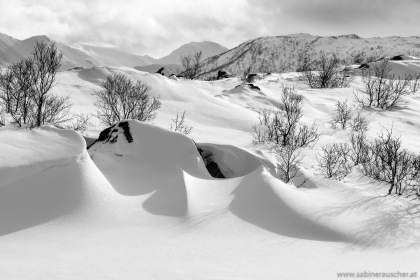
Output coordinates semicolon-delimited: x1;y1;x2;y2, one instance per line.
1;37;420;279
140;41;228;66
0;33;149;70
198;33;420;78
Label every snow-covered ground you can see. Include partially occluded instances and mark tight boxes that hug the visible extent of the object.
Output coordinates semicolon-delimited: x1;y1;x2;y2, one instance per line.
1;66;420;279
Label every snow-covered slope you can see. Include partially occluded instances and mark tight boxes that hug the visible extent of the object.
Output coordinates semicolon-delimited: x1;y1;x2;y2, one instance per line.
0;33;148;70
1;65;420;279
199;34;420;78
141;41;228;65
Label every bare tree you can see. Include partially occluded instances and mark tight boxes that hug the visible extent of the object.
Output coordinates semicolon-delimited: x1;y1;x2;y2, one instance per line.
408;74;420;93
350;112;369;133
354;60;410;109
349;132;369;166
94;73;161;126
362;128;413;195
180;51;202;79
70;113;93;133
301;52;354;88
273;138;303;183
0;41;72;128
331;99;352;129
170;110;193;135
31;41;64;127
317;143;352;180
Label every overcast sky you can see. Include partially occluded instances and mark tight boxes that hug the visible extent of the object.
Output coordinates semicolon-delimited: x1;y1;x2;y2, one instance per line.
0;0;419;58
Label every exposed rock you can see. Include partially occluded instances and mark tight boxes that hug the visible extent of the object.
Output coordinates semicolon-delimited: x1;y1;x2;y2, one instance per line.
217;69;233;79
87;121;133;149
390;55;403;61
247;83;261;91
155;67;173;77
194;143;225;178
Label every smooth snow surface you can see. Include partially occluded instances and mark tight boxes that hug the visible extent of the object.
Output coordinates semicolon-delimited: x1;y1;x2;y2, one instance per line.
1;64;420;279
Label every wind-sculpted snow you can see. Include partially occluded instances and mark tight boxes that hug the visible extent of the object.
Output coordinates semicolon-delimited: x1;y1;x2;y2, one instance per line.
2;69;420;278
87;121;351;240
0;126;87;188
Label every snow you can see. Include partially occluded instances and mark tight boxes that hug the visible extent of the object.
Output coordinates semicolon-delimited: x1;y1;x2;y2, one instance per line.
1;59;420;279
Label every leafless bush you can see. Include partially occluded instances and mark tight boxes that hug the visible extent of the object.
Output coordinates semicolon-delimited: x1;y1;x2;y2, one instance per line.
180;51;202;80
349;132;369;165
331;99;352;129
407;155;420;200
317;143;352;180
252;86;319;148
0;41;72;128
170;110;193;135
273;139;303;183
252;87;319;185
70;113;92;133
301;52;354;88
361;128;413;195
350;112;369;133
94;73;161;126
408;74;420;93
354;60;410;109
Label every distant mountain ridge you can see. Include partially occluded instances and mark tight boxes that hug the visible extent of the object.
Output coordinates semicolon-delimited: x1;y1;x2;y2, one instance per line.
0;32;228;72
197;33;420;78
0;33;150;70
140;41;228;65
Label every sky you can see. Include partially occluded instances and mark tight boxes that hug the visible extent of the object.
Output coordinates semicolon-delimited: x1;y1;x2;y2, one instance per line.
0;0;419;58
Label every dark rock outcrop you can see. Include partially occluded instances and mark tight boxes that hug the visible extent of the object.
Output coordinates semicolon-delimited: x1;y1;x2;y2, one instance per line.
217;70;233;79
87;121;133;149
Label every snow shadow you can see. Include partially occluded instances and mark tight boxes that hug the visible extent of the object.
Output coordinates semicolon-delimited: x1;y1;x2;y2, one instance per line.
0;164;84;236
93;156;188;217
229;170;349;242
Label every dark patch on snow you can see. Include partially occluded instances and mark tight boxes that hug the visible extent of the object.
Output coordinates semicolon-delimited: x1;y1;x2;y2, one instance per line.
87;121;133;149
246;73;258;83
390;55;403;61
358;63;370;69
193;141;225;178
118;121;133;143
217;69;233;79
247;83;261;91
156;67;165;75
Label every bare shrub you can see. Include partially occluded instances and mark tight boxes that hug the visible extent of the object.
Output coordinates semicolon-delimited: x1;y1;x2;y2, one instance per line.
71;113;92;133
252;86;319;148
251;87;319;185
350;112;369;133
273;139;303;183
94;73;161;126
0;41;72;128
301;52;354;88
31;41;64;127
317;143;352;180
170;110;193;135
361;128;413;195
331;99;352;129
354;60;410;109
349;132;369;165
407;155;420;200
180;51;202;80
408;74;420;93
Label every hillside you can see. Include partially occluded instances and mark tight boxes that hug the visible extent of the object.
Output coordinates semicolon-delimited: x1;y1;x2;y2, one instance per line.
198;34;420;78
0;33;149;70
1;65;420;279
140;41;228;66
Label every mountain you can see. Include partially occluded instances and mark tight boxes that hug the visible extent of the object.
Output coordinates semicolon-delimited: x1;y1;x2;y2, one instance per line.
0;33;148;70
140;41;228;66
197;33;420;78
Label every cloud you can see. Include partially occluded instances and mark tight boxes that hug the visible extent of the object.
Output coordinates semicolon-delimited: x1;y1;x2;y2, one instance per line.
0;0;419;57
